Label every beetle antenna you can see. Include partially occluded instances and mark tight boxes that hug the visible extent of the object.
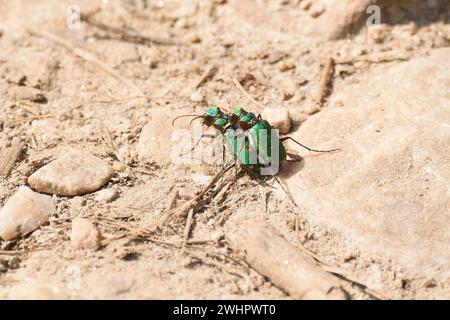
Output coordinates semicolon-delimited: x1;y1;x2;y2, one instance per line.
189;116;203;125
171;114;202;126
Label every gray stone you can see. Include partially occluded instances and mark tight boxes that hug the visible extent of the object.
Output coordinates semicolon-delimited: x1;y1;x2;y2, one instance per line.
28;150;113;196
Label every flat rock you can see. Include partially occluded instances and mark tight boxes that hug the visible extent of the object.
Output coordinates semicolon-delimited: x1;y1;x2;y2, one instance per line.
137;109;173;166
28;150;113;196
70;217;102;250
0;186;54;241
281;49;450;283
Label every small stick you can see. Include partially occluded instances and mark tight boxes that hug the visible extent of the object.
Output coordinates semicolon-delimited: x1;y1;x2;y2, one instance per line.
168;188;179;209
227;219;349;300
311;57;335;106
81;13;184;46
0;137;24;178
27;29;147;99
334;51;410;65
183;209;194;243
230;73;265;111
194;64;218;89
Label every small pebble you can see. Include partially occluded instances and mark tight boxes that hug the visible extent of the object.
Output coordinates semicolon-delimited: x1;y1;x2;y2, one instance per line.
178;186;197;201
70;217;102;250
28;149;113;196
95;189;118;203
298;76;308;86
300;0;312;10
279;61;296;72
309;4;325;18
261;107;291;134
302;103;320;115
184;33;201;44
112;161;126;173
69;197;87;208
367;24;388;44
190;91;204;103
0;186;54;241
191;173;212;186
423;278;436;288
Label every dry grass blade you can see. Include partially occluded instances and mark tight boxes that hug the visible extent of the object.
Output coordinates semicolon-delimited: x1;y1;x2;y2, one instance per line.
230;73;265;111
183;209;194;243
160;164;235;225
81;13;184;46
311;57;335;106
0;137;25;178
27;29;147;99
194;64;218;89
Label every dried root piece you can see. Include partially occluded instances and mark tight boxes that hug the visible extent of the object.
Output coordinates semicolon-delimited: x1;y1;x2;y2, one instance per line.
311;57;335;106
227;219;349;300
0;138;25;178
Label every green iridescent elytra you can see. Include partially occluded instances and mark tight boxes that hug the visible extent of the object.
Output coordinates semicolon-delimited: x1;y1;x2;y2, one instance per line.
224;118;286;171
172;106;339;175
200;106;286;171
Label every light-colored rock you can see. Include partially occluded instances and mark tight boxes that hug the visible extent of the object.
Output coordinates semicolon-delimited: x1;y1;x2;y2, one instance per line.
137;110;173;166
190;91;204;102
0;186;54;241
281;49;450;281
191;173;212;186
261;107;291;134
95;189;118;203
178;186;197;201
28;150;113;196
7;85;46;102
70;218;102;250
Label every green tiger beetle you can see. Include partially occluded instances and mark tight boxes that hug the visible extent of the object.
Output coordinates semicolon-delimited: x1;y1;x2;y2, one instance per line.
172;106;340;175
163;106;340;223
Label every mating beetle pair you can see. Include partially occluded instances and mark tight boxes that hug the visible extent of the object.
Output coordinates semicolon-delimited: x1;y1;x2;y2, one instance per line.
173;106;339;175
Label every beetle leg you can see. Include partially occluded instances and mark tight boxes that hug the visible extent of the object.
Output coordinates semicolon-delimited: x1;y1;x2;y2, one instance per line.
180;133;216;156
280;136;341;153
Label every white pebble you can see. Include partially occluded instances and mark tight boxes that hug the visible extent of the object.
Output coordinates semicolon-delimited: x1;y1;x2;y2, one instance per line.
190;91;204;103
0;186;54;241
261;107;292;134
94;189;118;203
191;173;212;186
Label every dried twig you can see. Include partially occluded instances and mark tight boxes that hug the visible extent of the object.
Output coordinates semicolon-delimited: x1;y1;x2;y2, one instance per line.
81;13;184;46
167;188;179;210
183;209;194;242
311;57;335;106
230;73;265;111
227;219;349;299
194;64;218;89
335;51;410;65
27;29;147;99
0;137;24;178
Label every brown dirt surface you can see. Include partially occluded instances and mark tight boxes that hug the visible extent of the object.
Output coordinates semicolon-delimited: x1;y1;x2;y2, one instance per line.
0;0;449;299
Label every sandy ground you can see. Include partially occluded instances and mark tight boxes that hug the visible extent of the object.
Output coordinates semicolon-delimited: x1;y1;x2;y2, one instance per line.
0;0;449;299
